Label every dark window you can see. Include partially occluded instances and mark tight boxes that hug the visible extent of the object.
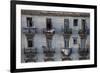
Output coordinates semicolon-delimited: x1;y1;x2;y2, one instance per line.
27;17;32;27
28;40;33;47
46;18;52;30
73;37;77;44
73;19;78;26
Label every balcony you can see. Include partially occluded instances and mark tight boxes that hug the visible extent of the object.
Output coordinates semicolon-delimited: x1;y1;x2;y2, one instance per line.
44;57;54;62
61;48;72;60
78;27;90;38
22;27;37;36
42;46;55;57
24;47;37;62
78;30;86;38
43;28;55;39
78;48;90;60
63;28;72;38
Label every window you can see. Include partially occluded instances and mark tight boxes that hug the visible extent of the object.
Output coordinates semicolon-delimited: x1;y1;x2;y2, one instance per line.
28;40;33;47
73;37;77;44
46;18;52;30
73;19;78;26
27;17;32;27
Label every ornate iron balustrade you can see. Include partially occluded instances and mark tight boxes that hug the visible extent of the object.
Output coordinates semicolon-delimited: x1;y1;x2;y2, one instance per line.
78;48;90;60
42;46;55;57
22;27;37;35
63;28;72;37
78;26;90;38
24;47;37;62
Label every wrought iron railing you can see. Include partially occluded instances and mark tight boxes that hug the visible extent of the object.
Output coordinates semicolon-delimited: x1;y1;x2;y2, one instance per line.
42;46;55;57
78;48;90;60
78;26;90;36
24;47;37;62
62;28;72;37
22;27;37;34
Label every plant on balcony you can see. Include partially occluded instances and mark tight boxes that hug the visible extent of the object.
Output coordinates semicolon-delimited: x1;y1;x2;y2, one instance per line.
22;27;37;36
61;48;72;60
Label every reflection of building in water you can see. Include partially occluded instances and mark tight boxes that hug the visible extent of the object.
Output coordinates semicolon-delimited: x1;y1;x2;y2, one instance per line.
21;10;90;63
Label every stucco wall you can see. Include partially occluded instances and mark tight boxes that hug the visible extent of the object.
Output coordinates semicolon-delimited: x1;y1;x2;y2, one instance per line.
21;14;90;61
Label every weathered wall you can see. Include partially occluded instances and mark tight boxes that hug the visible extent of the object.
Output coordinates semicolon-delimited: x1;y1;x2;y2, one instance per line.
21;14;90;61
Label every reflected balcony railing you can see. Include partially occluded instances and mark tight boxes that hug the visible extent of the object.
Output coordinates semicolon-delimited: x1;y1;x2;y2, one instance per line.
61;48;72;60
24;47;37;62
22;27;37;35
42;46;55;57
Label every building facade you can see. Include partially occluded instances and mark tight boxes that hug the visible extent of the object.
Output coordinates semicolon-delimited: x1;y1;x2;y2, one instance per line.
21;10;90;63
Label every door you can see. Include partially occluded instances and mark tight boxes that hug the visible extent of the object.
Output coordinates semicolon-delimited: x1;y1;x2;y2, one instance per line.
64;19;69;32
82;19;86;31
46;18;52;30
27;17;32;27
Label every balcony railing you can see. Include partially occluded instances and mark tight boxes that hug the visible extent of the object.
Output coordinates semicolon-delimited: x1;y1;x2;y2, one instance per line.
78;26;90;38
63;28;72;37
42;46;55;57
24;47;37;62
22;27;37;35
78;48;90;60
